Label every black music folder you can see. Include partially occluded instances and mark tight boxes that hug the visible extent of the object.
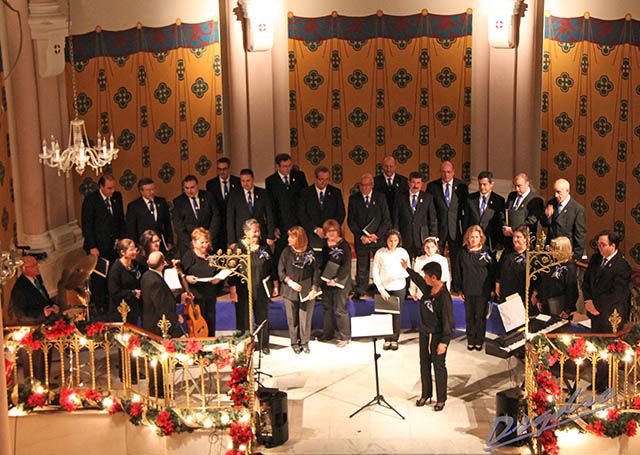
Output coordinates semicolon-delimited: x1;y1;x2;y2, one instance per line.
92;257;110;278
374;293;401;314
320;262;347;289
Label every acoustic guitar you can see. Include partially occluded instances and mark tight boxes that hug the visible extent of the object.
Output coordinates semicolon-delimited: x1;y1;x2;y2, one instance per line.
172;260;209;338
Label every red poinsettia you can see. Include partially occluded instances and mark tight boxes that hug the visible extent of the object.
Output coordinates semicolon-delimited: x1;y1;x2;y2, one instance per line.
162;339;176;353
156;409;176;436
59;388;80;412
229;422;252;445
626;420;638;437
46;320;76;340
84;389;103;402
608;339;626;353
129;402;143;417
214;347;232;368
186;340;203;354
538;429;559;455
27;393;47;408
547;349;559;367
567;337;586;359
606;407;620;422
631;396;640;410
585;419;606;436
86;322;105;337
230;385;247;405
127;335;141;352
225;450;244;455
106;401;121;415
20;332;41;351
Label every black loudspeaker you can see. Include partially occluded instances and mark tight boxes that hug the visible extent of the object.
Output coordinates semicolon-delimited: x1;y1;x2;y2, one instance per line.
494;387;528;446
256;387;289;448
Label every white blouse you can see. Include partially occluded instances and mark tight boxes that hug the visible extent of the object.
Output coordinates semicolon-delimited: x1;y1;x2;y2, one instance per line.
409;254;451;299
372;247;410;292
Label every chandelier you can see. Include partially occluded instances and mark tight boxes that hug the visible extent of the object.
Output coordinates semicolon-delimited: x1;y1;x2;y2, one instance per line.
39;3;118;175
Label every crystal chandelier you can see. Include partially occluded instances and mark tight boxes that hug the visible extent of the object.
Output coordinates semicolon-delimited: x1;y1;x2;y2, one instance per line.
39;3;118;175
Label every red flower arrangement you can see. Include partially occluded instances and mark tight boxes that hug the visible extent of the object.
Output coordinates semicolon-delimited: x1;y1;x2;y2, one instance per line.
86;322;105;338
46;320;76;340
538;429;559;455
225;450;245;455
127;335;141;352
20;332;41;351
585;419;606;436
129;402;143;417
567;337;586;359
84;389;104;403
547;349;559;367
186;340;203;354
626;420;638;437
606;407;620;422
227;364;249;407
27;392;47;409
229;422;252;446
632;396;640;410
59;388;80;412
106;400;121;415
162;339;176;353
156;409;176;436
608;339;626;354
214;347;232;368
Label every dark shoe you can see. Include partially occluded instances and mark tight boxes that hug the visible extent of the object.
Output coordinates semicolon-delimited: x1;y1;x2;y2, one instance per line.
434;402;446;412
416;397;431;407
302;345;310;354
351;292;362;300
261;347;271;355
383;341;391;350
390;341;399;351
467;345;474;351
292;345;302;354
474;345;483;351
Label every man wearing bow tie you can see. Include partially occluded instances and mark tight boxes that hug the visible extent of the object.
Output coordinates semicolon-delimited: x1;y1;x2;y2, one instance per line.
126;178;173;254
374;155;409;216
541;178;586;260
393;172;437;258
426;161;468;293
172;175;221;257
463;171;505;252
266;153;308;266
501;173;544;250
206;157;241;251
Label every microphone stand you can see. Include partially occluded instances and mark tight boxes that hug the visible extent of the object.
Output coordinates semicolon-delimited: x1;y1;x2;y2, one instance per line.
253;319;272;388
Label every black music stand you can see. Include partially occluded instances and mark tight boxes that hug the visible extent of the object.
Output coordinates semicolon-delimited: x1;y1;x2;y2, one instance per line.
349;314;404;420
253;320;272;388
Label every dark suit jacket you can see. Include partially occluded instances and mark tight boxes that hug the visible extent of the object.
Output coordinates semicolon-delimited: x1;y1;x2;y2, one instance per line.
464;191;506;251
206;175;240;247
10;274;52;322
347;191;391;251
392;190;438;254
81;190;126;260
226;186;275;245
126;197;173;249
426;178;468;244
297;184;346;250
582;252;632;332
172;191;221;256
140;269;182;337
501;190;544;238
374;173;409;217
541;197;586;259
265;169;308;232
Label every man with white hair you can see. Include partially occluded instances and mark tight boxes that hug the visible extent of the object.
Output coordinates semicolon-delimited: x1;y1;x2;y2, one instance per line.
541;178;586;259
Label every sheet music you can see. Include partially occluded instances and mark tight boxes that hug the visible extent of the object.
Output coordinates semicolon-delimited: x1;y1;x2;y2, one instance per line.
351;314;394;338
164;268;182;290
195;268;232;282
498;293;526;332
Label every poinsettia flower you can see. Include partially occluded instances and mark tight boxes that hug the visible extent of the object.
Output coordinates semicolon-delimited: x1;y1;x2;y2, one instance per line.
626;420;637;437
186;340;203;354
20;332;41;351
585;420;606;436
162;339;176;353
86;322;105;337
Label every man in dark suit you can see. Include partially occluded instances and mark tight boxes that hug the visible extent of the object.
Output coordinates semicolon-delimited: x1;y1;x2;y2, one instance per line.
501;172;544;250
297;165;346;252
265;153;308;264
172;175;221;257
10;256;58;380
393;171;437;258
374;155;409;218
426;161;468;292
540;178;586;259
348;173;391;298
81;174;126;314
206;157;241;251
463;171;505;252
226;168;275;248
126;178;173;253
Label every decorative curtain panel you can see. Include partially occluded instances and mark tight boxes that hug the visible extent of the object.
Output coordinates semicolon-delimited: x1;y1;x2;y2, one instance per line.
288;11;472;196
68;21;224;214
541;15;640;267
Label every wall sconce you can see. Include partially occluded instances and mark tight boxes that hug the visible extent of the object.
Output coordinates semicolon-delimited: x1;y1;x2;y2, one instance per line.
238;0;274;52
488;0;527;49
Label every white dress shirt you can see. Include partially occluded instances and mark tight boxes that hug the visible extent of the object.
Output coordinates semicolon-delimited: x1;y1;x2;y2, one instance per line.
409;253;451;298
372;247;410;292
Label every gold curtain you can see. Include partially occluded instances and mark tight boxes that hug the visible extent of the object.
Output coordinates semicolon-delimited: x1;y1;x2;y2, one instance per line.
289;11;472;194
541;15;640;267
68;22;224;214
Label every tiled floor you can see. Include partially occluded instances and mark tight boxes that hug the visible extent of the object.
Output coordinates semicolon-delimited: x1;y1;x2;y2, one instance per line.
256;331;528;454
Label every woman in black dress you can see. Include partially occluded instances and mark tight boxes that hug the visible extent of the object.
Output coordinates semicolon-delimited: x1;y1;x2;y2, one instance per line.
137;229;162;273
495;226;529;305
181;227;221;337
457;225;495;351
278;226;320;354
229;219;274;353
319;219;352;347
403;260;453;411
531;236;578;319
107;238;142;324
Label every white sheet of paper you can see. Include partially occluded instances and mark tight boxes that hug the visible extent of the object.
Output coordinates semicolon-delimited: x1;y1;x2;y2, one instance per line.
498;293;526;332
351;314;394;338
195;268;232;282
535;313;551;322
163;268;182;290
578;318;591;328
